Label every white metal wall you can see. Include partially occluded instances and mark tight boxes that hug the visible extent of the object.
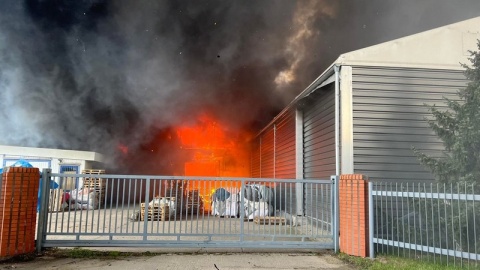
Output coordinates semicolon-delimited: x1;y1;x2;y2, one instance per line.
2;155;86;174
3;156;52;171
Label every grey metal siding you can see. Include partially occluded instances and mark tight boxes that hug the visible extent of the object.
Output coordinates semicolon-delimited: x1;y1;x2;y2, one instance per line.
302;84;335;223
303;84;336;179
352;66;467;182
273;109;298;214
275;109;296;179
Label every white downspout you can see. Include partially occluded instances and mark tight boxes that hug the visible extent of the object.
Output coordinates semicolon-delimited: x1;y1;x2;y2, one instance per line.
334;65;340;176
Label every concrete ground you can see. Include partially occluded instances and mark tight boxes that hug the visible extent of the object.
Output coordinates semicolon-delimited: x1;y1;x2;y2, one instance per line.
42;208;332;245
0;250;353;270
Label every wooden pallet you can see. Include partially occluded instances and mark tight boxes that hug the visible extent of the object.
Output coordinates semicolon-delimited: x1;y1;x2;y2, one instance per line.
82;169;106;174
48;189;65;212
140;203;170;221
83;174;106;188
82;169;106;206
185;190;203;214
253;216;286;225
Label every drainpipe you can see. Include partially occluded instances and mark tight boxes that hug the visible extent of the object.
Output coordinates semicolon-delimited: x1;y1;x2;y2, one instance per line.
333;65;341;253
334;65;340;176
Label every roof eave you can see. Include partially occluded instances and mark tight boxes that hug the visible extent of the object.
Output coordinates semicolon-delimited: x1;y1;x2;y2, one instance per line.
255;63;337;137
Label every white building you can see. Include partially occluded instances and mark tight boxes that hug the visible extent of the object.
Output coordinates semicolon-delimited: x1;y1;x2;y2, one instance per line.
0;145;105;188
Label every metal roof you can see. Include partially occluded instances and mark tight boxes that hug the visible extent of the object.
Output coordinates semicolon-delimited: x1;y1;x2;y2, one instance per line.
335;16;480;70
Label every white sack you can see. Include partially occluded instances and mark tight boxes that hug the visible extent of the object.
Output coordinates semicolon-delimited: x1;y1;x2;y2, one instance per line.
244;200;273;220
69;188;98;209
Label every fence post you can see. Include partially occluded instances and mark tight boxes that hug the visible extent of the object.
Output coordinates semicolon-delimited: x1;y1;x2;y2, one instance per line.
143;178;151;241
240;179;245;242
368;182;374;258
0;167;40;258
339;174;369;257
36;168;51;253
331;175;340;253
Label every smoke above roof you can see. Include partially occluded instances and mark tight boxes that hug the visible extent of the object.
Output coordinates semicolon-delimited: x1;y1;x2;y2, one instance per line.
0;0;479;171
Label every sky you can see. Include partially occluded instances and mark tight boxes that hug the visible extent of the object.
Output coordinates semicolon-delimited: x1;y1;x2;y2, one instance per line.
0;0;479;172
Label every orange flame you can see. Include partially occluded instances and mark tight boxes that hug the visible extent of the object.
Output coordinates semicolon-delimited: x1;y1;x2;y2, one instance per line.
176;114;249;177
175;114;250;211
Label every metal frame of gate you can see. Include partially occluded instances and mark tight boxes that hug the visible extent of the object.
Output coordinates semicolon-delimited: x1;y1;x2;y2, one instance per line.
37;169;339;251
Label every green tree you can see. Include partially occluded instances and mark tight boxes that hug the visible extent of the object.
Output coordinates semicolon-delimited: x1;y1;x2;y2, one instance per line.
414;40;480;185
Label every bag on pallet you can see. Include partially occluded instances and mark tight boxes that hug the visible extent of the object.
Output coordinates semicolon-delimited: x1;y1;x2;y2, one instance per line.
211;188;240;217
69;188;98;209
242;184;274;203
243;200;273;220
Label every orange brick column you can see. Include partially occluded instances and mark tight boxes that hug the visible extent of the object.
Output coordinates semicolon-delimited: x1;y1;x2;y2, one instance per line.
339;174;369;257
0;167;40;258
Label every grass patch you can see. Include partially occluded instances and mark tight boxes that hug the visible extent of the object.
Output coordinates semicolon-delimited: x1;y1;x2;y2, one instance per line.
43;248;156;259
66;248;97;258
337;253;477;270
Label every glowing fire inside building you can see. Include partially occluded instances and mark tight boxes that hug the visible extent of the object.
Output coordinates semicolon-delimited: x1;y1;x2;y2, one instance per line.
175;114;249;210
177;114;250;178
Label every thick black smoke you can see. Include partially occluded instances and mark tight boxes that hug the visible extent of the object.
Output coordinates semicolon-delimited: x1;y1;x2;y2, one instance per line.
0;0;479;172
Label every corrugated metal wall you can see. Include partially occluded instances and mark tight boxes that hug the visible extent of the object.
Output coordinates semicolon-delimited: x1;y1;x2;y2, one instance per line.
275;109;296;179
250;109;297;213
260;128;275;178
273;109;298;214
303;84;336;180
250;139;261;178
351;66;466;182
302;84;336;223
250;108;297;179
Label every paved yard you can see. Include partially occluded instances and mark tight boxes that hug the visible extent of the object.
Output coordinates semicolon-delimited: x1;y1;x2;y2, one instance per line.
41;207;332;246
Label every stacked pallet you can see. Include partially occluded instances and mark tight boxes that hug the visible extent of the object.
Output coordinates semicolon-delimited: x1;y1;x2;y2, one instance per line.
186;190;203;214
253;216;286;225
48;189;65;212
82;169;106;206
162;181;185;215
163;181;185;198
140;202;170;221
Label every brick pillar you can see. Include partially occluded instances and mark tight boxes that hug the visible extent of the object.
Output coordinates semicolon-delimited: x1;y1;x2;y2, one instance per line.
339;174;369;257
0;167;40;258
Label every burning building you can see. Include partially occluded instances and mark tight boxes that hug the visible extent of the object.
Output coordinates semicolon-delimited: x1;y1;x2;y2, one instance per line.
251;16;480;183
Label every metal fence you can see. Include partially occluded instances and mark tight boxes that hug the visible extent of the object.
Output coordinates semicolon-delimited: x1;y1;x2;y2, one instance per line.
369;181;480;268
37;169;339;250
